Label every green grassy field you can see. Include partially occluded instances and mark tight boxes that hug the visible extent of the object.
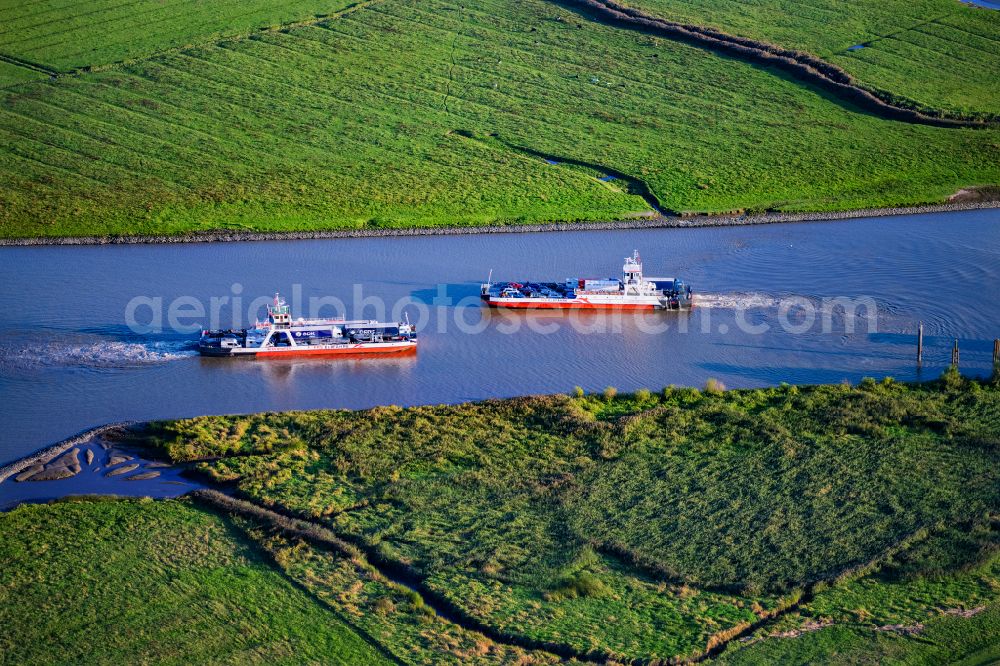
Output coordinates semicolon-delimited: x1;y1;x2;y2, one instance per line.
0;0;998;239
133;373;1000;662
0;497;394;665
0;0;360;73
626;0;1000;119
0;58;46;87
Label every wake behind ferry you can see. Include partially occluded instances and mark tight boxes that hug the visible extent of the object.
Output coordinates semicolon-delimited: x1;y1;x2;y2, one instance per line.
198;294;417;358
481;251;693;310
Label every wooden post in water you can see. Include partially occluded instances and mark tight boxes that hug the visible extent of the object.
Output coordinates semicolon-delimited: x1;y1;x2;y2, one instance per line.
993;338;999;368
916;323;923;367
952;338;960;367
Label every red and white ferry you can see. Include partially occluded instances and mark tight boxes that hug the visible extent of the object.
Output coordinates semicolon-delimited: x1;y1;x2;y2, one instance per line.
481;251;692;311
198;294;417;358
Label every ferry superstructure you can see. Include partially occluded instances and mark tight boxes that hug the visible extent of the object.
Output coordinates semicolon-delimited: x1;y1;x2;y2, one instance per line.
481;251;693;310
198;294;417;358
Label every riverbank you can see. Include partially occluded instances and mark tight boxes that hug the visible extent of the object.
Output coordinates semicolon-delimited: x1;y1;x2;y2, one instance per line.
0;422;135;482
0;423;204;510
3;198;998;247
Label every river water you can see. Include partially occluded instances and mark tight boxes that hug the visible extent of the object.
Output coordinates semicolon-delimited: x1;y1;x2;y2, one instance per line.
1;209;998;467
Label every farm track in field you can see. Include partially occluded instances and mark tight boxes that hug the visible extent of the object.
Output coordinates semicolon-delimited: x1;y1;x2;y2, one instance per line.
553;0;998;127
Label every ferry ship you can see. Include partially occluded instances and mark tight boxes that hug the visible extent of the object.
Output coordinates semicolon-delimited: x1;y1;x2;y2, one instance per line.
198;294;417;358
481;251;692;310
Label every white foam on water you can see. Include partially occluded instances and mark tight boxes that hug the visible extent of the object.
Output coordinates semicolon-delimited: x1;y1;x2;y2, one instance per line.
693;292;783;309
695;293;886;335
0;339;197;370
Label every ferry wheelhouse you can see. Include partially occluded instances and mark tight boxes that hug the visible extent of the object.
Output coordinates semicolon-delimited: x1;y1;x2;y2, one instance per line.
481;251;693;310
198;294;417;358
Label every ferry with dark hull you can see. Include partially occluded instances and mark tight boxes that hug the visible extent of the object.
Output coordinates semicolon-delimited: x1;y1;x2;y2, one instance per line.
198;294;417;358
481;251;693;310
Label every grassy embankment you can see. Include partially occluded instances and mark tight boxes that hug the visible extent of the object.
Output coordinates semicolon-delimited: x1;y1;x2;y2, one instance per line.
0;0;998;239
0;497;395;665
127;373;1000;663
626;0;1000;120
